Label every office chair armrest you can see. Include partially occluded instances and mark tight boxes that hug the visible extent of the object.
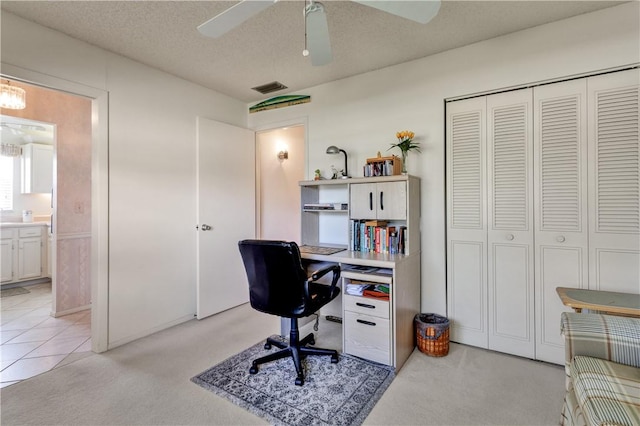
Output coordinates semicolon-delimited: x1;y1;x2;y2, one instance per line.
305;265;341;299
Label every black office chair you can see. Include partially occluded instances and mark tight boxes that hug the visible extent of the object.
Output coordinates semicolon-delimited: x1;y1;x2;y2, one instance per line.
238;239;341;386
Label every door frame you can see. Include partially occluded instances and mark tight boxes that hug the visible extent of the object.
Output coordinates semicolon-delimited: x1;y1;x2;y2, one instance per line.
1;63;110;353
252;117;308;239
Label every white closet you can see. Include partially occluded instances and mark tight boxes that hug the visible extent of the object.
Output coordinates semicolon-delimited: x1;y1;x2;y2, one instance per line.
446;68;639;364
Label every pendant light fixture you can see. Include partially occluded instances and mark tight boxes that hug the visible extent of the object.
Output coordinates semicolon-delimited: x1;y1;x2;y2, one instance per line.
0;80;26;110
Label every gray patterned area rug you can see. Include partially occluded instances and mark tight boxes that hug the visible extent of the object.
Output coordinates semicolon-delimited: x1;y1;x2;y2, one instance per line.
191;336;395;426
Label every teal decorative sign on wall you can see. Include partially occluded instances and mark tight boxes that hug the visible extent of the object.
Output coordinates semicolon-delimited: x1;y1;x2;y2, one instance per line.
249;95;310;113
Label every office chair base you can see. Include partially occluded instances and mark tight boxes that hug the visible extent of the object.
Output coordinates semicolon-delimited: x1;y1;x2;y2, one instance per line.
249;320;339;386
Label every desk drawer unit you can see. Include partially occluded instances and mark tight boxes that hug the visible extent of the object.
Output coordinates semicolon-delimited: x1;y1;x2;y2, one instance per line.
343;294;389;318
344;310;391;365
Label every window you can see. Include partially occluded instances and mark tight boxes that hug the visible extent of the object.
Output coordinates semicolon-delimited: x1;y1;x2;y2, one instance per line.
0;156;13;211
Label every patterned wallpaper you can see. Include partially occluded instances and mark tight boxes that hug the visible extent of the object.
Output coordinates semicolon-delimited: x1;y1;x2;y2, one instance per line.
2;80;92;314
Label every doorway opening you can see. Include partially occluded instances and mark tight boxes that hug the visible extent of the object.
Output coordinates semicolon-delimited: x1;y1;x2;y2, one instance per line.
0;67;109;356
256;124;305;242
0;80;94;386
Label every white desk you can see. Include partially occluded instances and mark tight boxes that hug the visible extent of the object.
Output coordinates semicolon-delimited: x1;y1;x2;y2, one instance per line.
300;250;420;371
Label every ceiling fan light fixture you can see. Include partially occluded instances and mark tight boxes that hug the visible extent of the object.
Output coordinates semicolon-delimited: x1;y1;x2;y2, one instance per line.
352;0;441;25
197;0;278;38
0;81;26;110
304;1;332;66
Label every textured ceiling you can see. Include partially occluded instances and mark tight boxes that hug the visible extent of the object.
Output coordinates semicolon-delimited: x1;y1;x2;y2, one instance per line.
0;1;625;103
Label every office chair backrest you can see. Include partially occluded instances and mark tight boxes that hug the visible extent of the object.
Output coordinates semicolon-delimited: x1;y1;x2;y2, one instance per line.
238;239;309;318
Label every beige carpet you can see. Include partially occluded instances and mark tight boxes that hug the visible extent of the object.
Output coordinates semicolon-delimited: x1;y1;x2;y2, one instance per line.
0;303;564;425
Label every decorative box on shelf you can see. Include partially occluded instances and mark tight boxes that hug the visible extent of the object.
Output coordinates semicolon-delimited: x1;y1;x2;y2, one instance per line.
364;153;402;177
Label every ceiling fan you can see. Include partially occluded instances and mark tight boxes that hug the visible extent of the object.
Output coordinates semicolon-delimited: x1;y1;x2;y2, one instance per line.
197;0;441;66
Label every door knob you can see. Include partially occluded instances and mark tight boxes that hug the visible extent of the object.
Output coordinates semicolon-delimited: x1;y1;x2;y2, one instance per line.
506;234;515;241
201;224;212;231
556;235;566;243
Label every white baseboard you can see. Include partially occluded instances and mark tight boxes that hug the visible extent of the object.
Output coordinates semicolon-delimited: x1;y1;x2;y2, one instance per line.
52;304;91;317
107;314;194;351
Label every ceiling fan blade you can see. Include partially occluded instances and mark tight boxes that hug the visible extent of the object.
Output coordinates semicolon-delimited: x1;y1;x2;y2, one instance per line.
198;0;277;38
306;2;332;66
353;0;441;25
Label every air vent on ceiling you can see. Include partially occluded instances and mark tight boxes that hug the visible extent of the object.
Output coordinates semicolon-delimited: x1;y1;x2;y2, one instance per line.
251;81;288;95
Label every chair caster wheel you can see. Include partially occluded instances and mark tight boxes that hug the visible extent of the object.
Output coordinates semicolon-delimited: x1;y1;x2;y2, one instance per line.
331;354;339;363
249;365;258;374
295;376;304;386
264;343;271;350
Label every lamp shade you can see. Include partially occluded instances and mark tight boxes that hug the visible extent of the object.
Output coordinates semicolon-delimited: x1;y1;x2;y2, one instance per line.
325;145;348;177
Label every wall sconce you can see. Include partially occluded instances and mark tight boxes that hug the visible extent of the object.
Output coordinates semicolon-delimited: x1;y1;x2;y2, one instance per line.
326;145;349;178
277;150;289;160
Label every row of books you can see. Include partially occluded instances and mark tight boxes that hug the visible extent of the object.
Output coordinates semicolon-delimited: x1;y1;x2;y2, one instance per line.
350;220;406;254
363;160;395;177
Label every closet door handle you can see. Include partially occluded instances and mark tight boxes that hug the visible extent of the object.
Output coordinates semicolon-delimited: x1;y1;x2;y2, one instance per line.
556;235;566;243
357;319;376;326
356;302;376;309
506;234;515;241
369;192;373;211
380;191;384;210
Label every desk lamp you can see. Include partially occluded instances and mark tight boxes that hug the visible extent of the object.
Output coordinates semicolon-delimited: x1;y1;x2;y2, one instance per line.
326;145;349;178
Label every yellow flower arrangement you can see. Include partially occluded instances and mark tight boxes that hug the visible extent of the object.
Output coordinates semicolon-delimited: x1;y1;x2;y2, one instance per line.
389;130;419;174
390;130;420;154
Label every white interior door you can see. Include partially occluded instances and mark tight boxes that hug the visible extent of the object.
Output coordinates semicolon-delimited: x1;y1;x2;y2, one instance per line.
533;79;588;364
196;117;255;320
446;97;488;348
587;69;640;294
487;89;535;359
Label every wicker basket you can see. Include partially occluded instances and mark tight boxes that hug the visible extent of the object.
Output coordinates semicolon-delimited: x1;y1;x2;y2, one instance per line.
415;313;450;357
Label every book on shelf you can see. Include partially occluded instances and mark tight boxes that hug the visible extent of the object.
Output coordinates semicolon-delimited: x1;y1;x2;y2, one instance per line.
350;220;406;254
363;154;402;177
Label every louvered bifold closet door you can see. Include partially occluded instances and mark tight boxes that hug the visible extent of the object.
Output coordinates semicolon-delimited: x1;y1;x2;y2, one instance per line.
533;79;588;365
487;89;535;359
446;97;488;348
587;68;640;294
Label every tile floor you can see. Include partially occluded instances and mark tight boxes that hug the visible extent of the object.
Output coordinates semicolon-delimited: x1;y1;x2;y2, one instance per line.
0;282;91;388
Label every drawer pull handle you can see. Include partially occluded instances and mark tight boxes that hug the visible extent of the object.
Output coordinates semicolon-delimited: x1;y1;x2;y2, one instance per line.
357;319;376;326
356;302;376;309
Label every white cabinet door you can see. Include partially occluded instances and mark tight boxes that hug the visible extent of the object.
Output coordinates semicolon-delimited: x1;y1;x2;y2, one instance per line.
533;79;589;364
587;69;640;294
350;183;377;219
21;143;53;194
377;181;407;220
350;182;406;220
446;96;489;348
18;237;42;280
487;89;535;359
196;117;255;320
1;237;14;283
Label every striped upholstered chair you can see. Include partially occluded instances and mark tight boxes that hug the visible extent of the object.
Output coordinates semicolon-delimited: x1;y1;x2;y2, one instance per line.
560;313;640;426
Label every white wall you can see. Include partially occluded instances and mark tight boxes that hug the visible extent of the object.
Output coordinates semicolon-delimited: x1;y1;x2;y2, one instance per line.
1;12;248;347
248;3;640;315
257;126;304;242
